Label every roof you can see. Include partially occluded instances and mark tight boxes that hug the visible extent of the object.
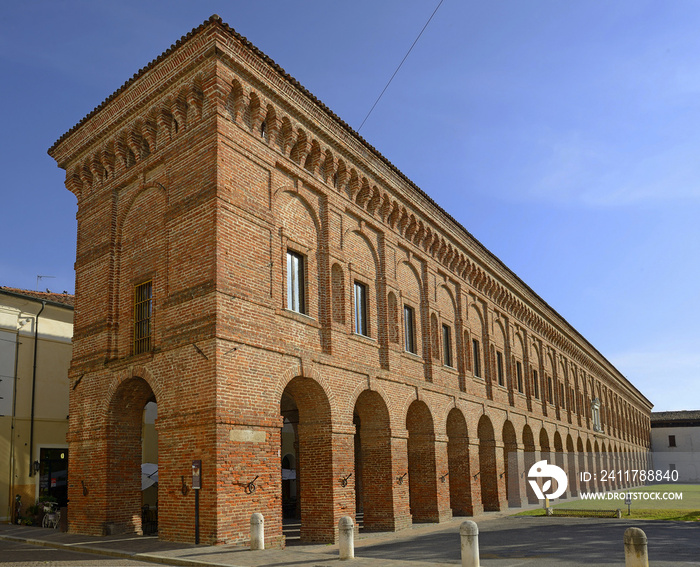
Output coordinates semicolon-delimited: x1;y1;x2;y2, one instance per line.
651;410;700;428
0;287;75;309
47;15;653;408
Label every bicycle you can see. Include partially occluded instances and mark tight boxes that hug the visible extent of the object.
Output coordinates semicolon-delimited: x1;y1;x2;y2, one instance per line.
41;501;60;529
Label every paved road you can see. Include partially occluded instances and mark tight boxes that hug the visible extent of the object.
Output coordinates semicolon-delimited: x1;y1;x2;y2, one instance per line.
2;514;700;566
354;515;700;565
0;537;164;566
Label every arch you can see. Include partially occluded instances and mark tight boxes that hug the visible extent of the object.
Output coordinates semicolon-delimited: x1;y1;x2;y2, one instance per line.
446;408;472;515
553;431;566;498
346;230;379;276
116;183;168;358
502;421;520;507
406;400;439;521
353;390;395;530
105;375;157;534
280;376;334;542
477;414;500;511
522;425;538;504
566;434;578;497
397;261;422;300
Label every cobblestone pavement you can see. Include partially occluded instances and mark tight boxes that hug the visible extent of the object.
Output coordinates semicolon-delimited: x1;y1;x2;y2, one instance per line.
2;512;699;566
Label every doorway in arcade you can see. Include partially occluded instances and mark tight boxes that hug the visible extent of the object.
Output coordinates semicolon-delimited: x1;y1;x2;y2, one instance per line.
39;448;68;507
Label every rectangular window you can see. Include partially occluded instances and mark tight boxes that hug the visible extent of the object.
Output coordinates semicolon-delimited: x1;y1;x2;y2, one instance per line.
560;383;565;407
496;351;504;386
548;377;554;404
516;361;523;393
134;280;152;355
287;250;305;314
442;324;452;367
472;339;481;378
533;369;539;399
404;305;416;354
354;281;368;336
669;435;676;447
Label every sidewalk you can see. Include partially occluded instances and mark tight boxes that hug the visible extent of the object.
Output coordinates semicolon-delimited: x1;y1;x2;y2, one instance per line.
0;512;513;567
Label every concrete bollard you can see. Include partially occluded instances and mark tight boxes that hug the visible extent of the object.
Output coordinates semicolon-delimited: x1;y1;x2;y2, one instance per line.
460;520;480;567
339;516;354;560
624;527;648;567
250;513;264;550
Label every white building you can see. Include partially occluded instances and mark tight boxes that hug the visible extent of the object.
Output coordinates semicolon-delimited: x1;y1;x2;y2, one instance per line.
650;410;700;482
0;287;73;522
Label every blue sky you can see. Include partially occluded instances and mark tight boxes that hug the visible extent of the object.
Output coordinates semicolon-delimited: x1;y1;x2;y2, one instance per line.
1;1;698;412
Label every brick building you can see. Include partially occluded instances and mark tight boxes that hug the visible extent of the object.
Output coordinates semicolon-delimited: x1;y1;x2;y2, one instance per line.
48;15;653;545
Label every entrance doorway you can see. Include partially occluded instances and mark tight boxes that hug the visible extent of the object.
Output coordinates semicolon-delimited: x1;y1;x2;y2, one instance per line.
39;448;68;507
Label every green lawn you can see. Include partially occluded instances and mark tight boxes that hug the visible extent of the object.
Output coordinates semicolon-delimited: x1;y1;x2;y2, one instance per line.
516;484;700;521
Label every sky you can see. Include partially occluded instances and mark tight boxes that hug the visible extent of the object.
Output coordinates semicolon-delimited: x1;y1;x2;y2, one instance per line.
1;1;698;412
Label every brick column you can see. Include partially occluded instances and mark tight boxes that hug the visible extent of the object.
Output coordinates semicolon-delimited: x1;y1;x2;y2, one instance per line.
434;434;454;522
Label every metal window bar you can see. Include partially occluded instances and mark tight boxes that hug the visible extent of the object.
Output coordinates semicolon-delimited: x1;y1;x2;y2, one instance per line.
134;281;152;354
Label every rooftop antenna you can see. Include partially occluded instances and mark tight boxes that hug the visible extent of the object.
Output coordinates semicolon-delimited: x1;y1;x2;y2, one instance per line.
36;275;55;291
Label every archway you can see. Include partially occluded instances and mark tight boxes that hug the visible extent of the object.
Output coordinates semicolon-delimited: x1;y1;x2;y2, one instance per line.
446;408;472;515
523;425;538;504
502;421;520;507
477;415;500;511
280;376;334;543
553;431;566;499
566;434;577;497
406;400;438;522
105;376;158;535
353;390;394;530
577;437;586;495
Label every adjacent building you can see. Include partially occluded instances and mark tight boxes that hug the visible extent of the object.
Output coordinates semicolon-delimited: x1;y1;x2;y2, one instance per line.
48;15;653;545
651;410;700;482
0;287;73;522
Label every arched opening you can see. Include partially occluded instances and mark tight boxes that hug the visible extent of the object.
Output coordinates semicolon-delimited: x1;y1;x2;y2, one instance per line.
593;440;601;493
141;401;158;535
406;400;438;522
523;425;538;504
353;390;394;530
577;437;586;494
566;435;577;497
477;415;500;511
105;376;158;535
553;432;566;499
280;376;334;543
502;421;520;507
446;408;472;515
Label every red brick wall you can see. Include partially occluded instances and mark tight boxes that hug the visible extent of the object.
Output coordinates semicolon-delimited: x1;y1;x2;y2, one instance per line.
50;16;653;546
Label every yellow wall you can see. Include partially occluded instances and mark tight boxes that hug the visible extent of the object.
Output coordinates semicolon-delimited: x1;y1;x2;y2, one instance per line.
0;294;72;522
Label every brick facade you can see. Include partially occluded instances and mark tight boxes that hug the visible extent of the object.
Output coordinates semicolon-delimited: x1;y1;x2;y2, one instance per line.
49;15;653;545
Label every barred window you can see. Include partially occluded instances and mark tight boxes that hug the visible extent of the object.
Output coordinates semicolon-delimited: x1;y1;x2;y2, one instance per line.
287;250;305;314
516;361;523;393
442;324;452;367
354;281;368;336
404;305;416;354
472;339;481;378
134;281;153;354
496;351;504;386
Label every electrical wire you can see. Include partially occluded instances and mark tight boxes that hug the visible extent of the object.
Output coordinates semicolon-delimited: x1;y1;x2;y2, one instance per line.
358;0;445;133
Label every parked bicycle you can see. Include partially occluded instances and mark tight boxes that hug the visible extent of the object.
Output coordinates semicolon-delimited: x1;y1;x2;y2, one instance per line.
41;501;60;529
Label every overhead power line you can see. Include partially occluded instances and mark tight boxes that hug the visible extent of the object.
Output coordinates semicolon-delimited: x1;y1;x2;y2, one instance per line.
358;0;445;133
